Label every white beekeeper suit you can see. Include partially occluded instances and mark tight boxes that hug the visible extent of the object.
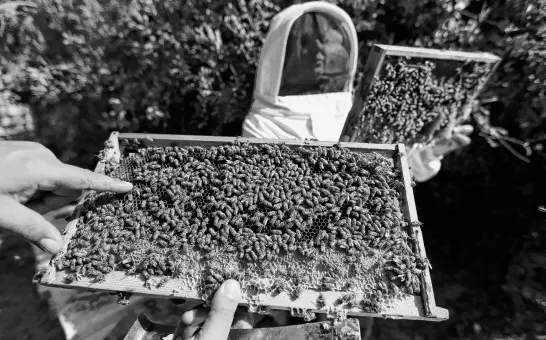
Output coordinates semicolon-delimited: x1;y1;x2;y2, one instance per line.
242;1;356;142
407;145;442;182
242;1;442;182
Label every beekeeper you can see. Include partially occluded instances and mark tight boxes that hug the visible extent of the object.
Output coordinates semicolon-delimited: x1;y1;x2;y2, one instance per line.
241;1;473;182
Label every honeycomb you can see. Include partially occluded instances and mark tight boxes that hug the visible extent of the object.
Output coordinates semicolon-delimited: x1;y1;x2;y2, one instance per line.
56;140;427;313
352;56;494;145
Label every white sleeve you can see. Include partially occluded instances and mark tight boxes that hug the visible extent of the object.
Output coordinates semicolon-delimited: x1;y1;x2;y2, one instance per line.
407;143;443;182
241;115;261;138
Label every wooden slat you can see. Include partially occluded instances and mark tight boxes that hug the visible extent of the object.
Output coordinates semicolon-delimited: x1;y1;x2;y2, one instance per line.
376;44;501;63
340;46;386;143
467;54;502;109
395;144;441;318
38;269;447;321
36;133;448;322
118;133;396;156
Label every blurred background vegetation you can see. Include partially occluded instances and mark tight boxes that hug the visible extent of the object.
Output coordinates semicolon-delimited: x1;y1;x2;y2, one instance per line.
0;0;545;339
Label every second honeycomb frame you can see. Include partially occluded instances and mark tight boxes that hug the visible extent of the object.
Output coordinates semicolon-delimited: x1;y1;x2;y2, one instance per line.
341;44;502;143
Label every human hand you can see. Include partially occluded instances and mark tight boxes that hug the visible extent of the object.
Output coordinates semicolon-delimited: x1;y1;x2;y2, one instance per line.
431;124;474;158
0;141;133;254
173;280;241;340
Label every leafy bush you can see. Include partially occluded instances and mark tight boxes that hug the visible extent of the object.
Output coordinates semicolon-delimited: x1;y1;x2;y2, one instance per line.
3;0;295;163
1;0;545;338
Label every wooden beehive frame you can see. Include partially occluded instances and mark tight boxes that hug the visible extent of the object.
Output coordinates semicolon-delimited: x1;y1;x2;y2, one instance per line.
34;132;448;322
341;44;502;142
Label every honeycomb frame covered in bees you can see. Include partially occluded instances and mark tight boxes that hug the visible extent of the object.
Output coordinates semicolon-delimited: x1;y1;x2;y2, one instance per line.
35;132;448;322
341;44;501;145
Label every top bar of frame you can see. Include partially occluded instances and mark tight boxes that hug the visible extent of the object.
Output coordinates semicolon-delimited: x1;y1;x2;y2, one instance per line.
374;44;502;63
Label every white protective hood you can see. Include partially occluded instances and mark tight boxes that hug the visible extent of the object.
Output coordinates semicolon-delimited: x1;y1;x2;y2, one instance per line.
242;2;358;142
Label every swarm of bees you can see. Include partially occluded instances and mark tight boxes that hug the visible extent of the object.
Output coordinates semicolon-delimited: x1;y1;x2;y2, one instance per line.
352;57;493;145
384;255;428;295
56;140;428;311
360;297;382;314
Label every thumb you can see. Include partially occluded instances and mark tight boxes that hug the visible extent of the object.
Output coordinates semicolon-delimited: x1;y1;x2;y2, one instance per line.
451;133;472;147
0;195;63;254
199;280;241;340
430;138;454;158
453;124;474;136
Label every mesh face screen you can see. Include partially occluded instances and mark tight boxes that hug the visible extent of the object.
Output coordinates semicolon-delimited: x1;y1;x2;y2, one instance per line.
279;12;352;96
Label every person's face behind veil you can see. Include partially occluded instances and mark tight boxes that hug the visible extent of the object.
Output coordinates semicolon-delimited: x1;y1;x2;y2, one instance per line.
279;12;351;97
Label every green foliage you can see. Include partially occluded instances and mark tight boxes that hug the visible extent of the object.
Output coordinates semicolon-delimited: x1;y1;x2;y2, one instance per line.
3;0;543;157
3;0;296;162
1;0;546;338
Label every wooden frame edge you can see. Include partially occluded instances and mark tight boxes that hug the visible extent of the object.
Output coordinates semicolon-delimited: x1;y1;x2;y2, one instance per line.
345;45;386;143
375;44;501;63
395;143;440;318
117;133;397;153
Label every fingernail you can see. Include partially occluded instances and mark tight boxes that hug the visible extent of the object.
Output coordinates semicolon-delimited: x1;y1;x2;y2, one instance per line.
38;238;61;254
117;180;133;190
222;280;241;300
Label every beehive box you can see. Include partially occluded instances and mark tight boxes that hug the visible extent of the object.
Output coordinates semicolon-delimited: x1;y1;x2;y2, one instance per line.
341;44;501;144
35;132;448;322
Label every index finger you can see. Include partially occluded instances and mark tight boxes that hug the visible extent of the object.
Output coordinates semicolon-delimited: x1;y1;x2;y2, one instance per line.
46;163;133;193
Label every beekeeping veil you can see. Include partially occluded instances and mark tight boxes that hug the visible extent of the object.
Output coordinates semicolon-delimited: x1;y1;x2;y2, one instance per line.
242;2;358;142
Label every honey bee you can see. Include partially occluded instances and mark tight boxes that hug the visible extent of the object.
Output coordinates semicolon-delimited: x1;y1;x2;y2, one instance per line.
271;279;288;296
94;274;106;283
290;286;303;301
64;274;79;284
